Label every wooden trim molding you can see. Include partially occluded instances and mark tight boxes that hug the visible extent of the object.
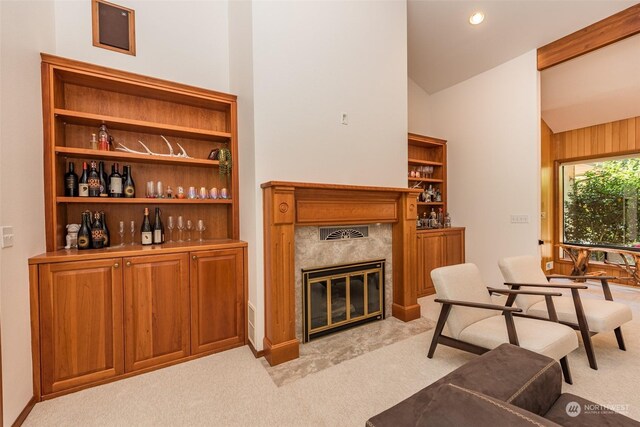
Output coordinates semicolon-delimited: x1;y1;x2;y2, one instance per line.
262;181;421;366
247;340;265;358
537;3;640;70
11;396;36;427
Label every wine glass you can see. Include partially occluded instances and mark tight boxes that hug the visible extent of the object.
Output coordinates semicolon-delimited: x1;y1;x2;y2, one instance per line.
196;219;206;242
177;216;185;242
186;220;193;242
119;221;125;246
167;216;175;242
129;220;135;245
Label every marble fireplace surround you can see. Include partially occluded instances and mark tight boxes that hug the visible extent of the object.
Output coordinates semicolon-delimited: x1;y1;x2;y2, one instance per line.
262;181;422;367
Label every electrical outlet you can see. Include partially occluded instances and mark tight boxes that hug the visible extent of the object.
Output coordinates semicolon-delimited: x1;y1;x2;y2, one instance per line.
545;261;554;271
510;215;529;224
1;226;14;248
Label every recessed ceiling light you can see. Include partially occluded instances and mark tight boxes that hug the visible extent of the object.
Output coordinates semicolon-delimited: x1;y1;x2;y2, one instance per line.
469;11;485;25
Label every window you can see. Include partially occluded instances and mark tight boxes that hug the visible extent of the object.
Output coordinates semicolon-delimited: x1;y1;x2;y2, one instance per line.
561;156;640;253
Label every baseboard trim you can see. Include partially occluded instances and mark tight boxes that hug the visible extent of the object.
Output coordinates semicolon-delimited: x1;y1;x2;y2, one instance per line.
248;340;265;358
11;396;36;427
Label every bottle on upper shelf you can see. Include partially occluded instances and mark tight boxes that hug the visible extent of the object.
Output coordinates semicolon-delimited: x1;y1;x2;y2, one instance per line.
153;207;164;244
98;161;109;197
90;133;98;151
79;161;89;197
98;124;110;151
88;161;100;197
109;163;123;198
123;165;135;198
64;162;78;197
141;208;152;245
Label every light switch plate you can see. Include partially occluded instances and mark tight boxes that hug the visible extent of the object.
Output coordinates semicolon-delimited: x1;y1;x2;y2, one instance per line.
1;226;14;248
510;215;529;224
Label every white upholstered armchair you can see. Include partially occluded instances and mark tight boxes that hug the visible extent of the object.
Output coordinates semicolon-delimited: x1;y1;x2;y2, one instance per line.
428;263;579;383
499;255;632;370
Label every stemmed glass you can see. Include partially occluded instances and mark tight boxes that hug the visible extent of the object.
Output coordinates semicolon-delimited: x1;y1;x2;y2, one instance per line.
119;221;125;246
177;216;185;242
196;220;206;242
186;220;193;242
167;216;175;242
129;220;136;245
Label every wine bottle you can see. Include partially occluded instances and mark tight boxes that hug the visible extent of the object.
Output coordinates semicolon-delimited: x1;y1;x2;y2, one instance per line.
77;211;91;250
123;165;135;198
88;161;101;197
109;163;123;198
78;161;89;197
91;212;105;249
64;162;79;197
98;161;109;197
100;211;110;247
98;124;109;151
141;208;152;245
153;207;164;244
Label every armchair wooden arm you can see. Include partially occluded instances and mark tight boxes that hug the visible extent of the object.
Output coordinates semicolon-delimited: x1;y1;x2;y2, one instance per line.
504;282;588;290
488;288;562;297
434;298;522;312
547;275;615;301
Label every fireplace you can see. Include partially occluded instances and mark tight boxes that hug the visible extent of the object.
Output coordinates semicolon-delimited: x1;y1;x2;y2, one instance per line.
302;260;385;342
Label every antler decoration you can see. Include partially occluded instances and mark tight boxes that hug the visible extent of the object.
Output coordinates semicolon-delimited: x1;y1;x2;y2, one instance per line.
115;135;192;159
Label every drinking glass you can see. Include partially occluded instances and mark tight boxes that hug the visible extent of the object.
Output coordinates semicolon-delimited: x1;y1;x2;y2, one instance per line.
146;181;156;198
177;216;185;242
186;220;193;242
119;221;125;246
167;216;175;242
196;219;206;242
129;220;136;245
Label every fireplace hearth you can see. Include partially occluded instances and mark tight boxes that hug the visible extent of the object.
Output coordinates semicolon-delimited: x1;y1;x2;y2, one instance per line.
302;260;385;342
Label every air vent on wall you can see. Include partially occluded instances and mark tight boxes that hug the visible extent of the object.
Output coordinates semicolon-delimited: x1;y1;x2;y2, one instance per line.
319;226;369;241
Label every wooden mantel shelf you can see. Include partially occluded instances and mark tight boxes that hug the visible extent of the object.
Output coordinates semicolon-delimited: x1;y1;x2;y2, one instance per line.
262;181;422;366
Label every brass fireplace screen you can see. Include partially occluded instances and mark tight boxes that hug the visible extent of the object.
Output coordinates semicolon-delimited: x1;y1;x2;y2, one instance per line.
302;260;385;342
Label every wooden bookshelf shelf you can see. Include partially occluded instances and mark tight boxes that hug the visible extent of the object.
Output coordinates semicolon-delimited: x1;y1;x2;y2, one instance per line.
407;177;444;183
56;197;233;204
55;146;220;167
417;202;444;206
408;158;443;166
55;109;232;141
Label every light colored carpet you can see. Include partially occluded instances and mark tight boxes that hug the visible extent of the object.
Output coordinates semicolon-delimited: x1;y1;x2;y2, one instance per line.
24;281;640;426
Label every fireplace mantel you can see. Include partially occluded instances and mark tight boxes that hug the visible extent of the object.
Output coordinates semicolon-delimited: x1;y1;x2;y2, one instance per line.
262;181;421;366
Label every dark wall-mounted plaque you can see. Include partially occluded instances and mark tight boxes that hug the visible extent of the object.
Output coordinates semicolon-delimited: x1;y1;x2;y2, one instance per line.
92;0;136;56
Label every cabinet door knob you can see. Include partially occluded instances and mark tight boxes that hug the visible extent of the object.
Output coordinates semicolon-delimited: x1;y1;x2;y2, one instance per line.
192;255;197;260
114;263;120;268
126;261;132;267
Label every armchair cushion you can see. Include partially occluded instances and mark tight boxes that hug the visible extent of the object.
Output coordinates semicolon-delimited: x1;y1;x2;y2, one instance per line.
499;256;552;311
527;298;632;333
459;316;578;360
431;263;498;339
419;383;561;427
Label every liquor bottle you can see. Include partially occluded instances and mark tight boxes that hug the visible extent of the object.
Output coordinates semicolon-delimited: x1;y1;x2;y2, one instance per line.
78;161;89;197
153;207;164;244
98;161;109;197
90;133;98;150
91;212;105;249
64;162;79;197
88;161;101;197
109;163;123;198
123;165;135;198
100;211;110;247
77;211;91;250
141;208;152;245
98;124;109;151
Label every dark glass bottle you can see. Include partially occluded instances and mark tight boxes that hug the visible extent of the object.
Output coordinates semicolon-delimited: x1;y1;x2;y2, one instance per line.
109;163;123;198
91;212;105;249
77;211;91;250
98;161;109;197
123;165;135;198
88;161;101;197
141;208;152;245
78;161;89;197
100;211;110;247
153;207;164;244
64;162;79;197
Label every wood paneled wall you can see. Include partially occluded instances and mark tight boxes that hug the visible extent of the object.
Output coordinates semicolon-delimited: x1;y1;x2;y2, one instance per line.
553;117;640;161
540;120;554;268
547;116;640;282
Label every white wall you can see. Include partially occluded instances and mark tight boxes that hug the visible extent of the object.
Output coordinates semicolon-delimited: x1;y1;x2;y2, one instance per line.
0;1;56;425
408;78;432;135
249;0;408;349
426;50;541;285
54;0;230;91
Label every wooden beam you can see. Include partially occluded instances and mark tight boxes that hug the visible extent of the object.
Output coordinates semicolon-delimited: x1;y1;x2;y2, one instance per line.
537;3;640;71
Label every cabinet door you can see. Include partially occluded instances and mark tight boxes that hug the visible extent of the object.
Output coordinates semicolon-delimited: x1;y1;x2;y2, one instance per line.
39;258;123;394
190;248;245;354
123;253;190;372
416;234;426;295
420;233;444;297
443;230;465;266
